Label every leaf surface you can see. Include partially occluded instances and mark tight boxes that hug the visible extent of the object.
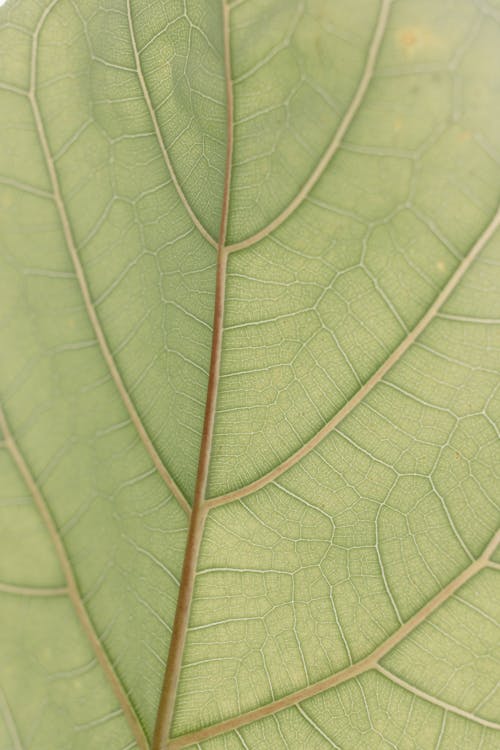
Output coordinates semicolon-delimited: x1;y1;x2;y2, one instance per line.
0;1;499;749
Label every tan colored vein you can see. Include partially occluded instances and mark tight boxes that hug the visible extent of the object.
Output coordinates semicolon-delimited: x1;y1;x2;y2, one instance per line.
29;2;190;518
207;205;500;508
0;689;23;750
126;0;217;250
152;3;234;747
296;704;341;749
224;0;392;254
376;664;500;730
152;253;227;749
0;581;68;597
0;405;148;750
167;529;500;748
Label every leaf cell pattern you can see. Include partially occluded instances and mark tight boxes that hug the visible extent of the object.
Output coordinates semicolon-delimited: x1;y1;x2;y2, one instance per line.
0;1;499;749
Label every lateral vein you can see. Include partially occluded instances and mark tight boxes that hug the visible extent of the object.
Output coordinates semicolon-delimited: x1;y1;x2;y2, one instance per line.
0;581;68;597
224;0;392;253
0;405;148;750
376;664;500;730
0;689;23;750
126;0;218;250
207;205;500;508
28;2;190;518
166;529;500;747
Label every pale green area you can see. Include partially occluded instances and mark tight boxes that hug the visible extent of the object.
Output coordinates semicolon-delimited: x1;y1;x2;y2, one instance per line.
0;444;63;587
0;596;138;750
1;1;500;749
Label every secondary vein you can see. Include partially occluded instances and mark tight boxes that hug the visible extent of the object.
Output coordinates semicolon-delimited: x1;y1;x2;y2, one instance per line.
29;1;190;518
224;0;392;254
126;0;218;250
207;205;500;508
0;405;148;750
167;529;500;747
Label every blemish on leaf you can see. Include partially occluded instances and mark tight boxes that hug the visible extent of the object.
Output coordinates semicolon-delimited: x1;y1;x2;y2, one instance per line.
398;28;418;49
396;26;440;58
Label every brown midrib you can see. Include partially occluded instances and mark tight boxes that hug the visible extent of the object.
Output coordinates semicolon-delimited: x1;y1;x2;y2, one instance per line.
151;251;228;749
166;528;500;748
151;2;234;747
207;205;500;508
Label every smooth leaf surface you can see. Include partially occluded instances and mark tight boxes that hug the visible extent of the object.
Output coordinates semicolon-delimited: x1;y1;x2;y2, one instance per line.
0;1;499;749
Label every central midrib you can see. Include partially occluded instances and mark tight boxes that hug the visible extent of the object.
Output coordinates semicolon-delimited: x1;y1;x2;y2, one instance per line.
151;2;234;746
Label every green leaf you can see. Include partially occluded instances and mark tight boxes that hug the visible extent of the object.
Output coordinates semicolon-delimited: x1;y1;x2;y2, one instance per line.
1;1;499;749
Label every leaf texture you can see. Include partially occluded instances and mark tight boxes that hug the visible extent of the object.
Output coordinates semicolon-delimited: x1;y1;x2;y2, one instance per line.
0;1;499;749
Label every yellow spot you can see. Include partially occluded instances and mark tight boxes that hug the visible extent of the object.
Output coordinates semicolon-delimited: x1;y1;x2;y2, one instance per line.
393;117;403;132
436;260;446;273
398;28;418;49
397;26;441;59
457;130;471;142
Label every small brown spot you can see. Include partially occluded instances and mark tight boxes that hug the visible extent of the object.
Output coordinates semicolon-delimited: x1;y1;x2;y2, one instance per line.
399;29;417;48
397;26;440;58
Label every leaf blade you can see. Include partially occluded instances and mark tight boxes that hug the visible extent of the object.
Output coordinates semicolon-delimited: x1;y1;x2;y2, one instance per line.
1;1;499;749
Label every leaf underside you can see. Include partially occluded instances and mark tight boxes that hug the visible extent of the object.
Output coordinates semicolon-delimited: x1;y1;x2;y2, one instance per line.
0;0;499;749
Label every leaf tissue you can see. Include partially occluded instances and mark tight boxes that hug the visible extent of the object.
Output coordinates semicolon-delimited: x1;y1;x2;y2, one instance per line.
0;0;499;748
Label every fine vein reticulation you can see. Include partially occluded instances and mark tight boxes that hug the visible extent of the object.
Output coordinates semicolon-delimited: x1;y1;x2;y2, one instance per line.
168;528;500;747
151;0;500;747
207;206;500;509
1;0;500;748
28;1;190;518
